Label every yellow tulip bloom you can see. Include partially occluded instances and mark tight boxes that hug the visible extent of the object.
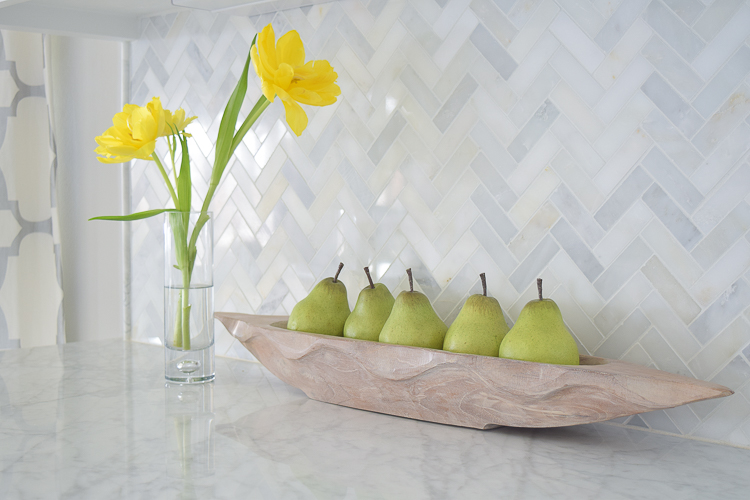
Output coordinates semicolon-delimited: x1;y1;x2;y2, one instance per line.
251;23;340;136
95;97;196;163
165;108;197;137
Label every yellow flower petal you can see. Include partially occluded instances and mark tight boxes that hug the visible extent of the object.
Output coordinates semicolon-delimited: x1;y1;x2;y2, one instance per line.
275;62;294;89
130;108;156;142
276;87;308;136
276;30;305;67
257;24;278;78
94;97;185;163
261;80;276;102
250;23;339;134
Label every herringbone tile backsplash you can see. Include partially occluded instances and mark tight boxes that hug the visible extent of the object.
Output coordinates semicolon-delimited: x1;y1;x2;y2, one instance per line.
130;0;750;446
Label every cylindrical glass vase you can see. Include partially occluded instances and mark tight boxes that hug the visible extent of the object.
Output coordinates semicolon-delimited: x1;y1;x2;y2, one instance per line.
164;211;214;383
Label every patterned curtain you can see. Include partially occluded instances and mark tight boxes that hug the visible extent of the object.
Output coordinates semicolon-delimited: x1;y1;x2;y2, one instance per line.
0;30;63;349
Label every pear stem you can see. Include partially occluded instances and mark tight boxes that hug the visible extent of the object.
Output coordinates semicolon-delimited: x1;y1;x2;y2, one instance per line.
480;273;487;296
406;268;413;292
364;266;375;289
537;278;543;300
333;262;344;283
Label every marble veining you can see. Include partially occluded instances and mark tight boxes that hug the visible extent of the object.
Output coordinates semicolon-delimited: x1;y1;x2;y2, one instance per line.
1;340;749;499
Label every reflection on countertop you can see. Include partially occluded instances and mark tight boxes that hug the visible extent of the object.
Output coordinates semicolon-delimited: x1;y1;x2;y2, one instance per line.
0;340;748;499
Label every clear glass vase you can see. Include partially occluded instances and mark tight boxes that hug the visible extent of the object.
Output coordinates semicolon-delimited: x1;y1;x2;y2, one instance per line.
164;211;214;383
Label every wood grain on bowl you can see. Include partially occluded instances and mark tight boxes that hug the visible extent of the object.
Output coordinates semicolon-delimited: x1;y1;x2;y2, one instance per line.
216;313;733;429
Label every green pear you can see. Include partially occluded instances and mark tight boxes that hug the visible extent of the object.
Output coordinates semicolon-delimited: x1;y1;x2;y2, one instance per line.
287;262;350;336
378;268;447;349
498;279;580;365
443;273;509;356
343;267;395;341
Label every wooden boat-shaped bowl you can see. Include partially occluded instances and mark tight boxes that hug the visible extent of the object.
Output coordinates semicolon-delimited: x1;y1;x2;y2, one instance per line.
216;313;733;429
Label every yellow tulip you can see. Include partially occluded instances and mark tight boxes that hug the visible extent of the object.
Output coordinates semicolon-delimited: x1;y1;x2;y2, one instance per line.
251;23;340;136
165;108;197;137
95;97;195;163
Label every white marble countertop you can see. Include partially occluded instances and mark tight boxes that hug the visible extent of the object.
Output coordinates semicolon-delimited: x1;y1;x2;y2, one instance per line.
2;340;749;499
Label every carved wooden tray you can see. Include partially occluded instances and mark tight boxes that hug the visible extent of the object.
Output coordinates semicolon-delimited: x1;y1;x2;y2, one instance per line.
216;313;733;429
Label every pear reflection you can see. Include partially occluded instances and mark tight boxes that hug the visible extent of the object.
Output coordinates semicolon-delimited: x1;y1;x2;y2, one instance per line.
165;382;215;489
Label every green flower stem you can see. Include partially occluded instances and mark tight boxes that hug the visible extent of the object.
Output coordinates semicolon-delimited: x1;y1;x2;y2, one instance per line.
169;211;192;350
152;152;179;208
181;265;192;350
173;290;183;348
172;95;270;352
230;95;270;153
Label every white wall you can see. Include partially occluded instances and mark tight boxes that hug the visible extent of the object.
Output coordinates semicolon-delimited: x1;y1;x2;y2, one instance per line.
49;35;126;342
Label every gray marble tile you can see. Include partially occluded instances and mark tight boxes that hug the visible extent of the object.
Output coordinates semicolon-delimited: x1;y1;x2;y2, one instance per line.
469;23;518;80
641;36;703;100
595;166;653;231
434;263;478;319
399;246;442;302
399;156;442;211
551;184;604;248
692;46;750;119
471;152;517;211
338;157;375;209
641;256;701;325
400;4;441;55
641;73;704;138
693;0;744;42
641;109;703;177
369;200;406;250
692;202;750;270
509;235;560;292
594;238;652;299
690;279;750;345
640;327;694;378
368;112;407;165
337;13;374;64
471;185;518;244
595;309;651;359
469;0;518;46
643;0;705;62
185;42;210;83
308;228;343;277
257;278;290;314
641;147;703;215
692;164;750;234
549;48;605;108
692;84;750;156
640;291;702;361
367;0;388;17
470;217;518;277
551;218;604;282
281;160;315;209
433;74;478;133
642;184;703;251
399;65;441;117
662;0;705;25
508;100;560;162
689;317;749;381
471;121;517;178
594;0;649;51
639;408;682;435
309;116;344;166
711;355;750;394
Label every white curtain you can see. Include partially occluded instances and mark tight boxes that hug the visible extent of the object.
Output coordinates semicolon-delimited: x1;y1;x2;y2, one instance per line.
0;30;63;349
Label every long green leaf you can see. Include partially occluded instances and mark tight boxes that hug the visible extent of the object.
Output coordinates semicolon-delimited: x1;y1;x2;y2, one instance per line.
89;209;177;222
176;133;191;212
212;34;256;184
